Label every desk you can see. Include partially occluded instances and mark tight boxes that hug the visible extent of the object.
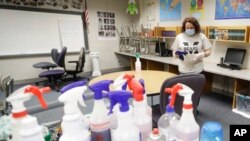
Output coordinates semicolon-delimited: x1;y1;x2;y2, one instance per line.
89;70;176;96
115;51;250;109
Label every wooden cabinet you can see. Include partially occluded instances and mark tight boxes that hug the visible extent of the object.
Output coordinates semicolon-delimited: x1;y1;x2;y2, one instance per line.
207;26;250;42
154;27;178;38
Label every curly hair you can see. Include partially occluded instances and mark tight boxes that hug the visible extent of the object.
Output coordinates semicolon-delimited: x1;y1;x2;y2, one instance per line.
181;17;201;34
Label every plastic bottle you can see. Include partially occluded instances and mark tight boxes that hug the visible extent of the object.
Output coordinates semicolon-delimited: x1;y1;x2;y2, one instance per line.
148;128;165;141
135;53;141;72
174;83;200;141
110;73;129;129
200;121;223;141
58;80;91;141
19;116;44;141
139;79;152;116
88;80;113;141
123;74;152;141
6;85;50;141
158;84;181;141
108;90;140;141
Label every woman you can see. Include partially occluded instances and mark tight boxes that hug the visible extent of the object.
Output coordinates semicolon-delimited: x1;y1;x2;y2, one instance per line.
171;17;212;74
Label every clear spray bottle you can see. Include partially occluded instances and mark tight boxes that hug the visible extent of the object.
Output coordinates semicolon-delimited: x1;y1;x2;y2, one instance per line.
88;80;113;141
58;80;90;141
158;84;181;141
124;74;152;141
174;83;200;141
108;90;140;141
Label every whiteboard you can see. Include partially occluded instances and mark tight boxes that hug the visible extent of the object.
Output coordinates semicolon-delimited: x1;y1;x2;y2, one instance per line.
58;19;85;52
0;9;84;56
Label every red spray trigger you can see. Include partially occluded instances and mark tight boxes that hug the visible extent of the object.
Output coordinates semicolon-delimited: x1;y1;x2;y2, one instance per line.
165;83;183;107
123;74;144;101
24;86;51;109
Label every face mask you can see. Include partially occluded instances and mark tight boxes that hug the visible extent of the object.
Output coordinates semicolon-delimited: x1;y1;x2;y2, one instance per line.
185;29;195;36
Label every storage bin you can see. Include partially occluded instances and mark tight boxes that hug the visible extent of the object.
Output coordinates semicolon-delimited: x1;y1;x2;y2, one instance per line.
236;89;250;113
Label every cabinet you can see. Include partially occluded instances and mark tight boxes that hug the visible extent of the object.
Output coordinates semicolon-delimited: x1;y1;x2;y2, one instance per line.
154;27;178;38
207;26;250;42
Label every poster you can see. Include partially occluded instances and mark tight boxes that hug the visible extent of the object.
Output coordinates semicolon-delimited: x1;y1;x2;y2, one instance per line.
97;11;116;40
147;0;156;21
159;0;182;21
215;0;250;19
190;0;204;20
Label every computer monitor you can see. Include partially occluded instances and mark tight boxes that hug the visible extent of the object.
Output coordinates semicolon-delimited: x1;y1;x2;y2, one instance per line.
224;48;246;70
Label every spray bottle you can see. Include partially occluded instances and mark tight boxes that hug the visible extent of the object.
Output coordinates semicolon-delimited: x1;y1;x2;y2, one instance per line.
158;84;181;141
135;53;141;72
110;73;129;129
108;90;140;141
6;85;50;141
58;80;91;141
139;79;152;116
88;80;113;141
174;83;200;141
124;74;152;141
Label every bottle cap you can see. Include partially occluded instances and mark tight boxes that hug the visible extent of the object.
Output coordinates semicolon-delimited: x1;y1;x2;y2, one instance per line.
89;80;113;100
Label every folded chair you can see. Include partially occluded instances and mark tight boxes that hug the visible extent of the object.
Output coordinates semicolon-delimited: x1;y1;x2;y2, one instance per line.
152;73;206;127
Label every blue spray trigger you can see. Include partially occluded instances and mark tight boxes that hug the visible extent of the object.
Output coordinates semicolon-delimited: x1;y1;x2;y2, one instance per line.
139;79;145;94
108;90;132;115
89;80;114;100
60;80;88;94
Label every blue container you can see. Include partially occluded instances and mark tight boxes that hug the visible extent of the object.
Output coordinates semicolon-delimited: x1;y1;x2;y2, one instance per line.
200;121;224;141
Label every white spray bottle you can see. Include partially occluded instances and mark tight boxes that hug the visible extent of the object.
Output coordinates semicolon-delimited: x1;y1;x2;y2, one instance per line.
174;83;200;141
6;85;50;141
110;73;129;129
108;90;140;141
135;53;141;72
58;80;90;141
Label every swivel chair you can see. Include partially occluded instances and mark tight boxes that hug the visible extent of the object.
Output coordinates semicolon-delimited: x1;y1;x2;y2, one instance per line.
39;47;67;90
152;73;205;127
64;47;88;81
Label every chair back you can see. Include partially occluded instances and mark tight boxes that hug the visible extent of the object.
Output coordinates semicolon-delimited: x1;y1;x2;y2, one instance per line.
77;47;85;72
51;47;67;68
160;73;205;116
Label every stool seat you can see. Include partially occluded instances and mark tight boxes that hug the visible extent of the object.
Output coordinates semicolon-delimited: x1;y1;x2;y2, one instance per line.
33;62;57;70
39;69;64;77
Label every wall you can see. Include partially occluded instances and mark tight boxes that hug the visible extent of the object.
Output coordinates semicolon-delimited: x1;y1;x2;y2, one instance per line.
0;0;132;82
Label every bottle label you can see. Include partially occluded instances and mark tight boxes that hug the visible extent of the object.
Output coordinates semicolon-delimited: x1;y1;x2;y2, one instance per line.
91;129;111;141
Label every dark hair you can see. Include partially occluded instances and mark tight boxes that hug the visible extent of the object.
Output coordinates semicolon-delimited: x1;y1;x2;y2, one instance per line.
181;17;200;34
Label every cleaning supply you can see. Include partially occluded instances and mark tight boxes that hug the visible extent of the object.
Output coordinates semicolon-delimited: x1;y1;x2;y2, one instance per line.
124;74;152;141
174;83;200;141
58;80;90;141
200;121;223;141
158;84;182;141
6;85;50;141
139;79;152;116
108;90;140;141
19;116;44;141
88;80;114;141
135;53;141;72
148;128;165;141
110;73;128;129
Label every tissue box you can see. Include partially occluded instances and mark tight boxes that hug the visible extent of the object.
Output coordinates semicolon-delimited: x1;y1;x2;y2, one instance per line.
236;89;250;113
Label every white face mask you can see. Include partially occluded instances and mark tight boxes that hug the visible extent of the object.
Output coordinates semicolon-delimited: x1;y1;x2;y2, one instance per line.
185;29;195;36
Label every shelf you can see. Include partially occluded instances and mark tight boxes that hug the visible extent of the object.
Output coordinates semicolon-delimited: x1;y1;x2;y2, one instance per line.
154;26;178;38
208;26;249;43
